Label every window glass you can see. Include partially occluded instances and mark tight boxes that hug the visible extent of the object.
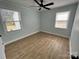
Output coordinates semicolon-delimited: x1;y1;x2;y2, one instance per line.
55;11;70;29
1;9;21;32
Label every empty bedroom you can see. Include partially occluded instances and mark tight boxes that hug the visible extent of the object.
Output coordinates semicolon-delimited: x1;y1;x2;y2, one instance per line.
0;0;79;59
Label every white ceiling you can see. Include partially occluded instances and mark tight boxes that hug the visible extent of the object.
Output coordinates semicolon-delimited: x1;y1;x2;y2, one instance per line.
7;0;79;8
0;0;2;1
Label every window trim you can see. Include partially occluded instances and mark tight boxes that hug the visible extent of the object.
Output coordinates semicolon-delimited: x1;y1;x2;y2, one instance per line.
0;9;22;32
55;11;71;29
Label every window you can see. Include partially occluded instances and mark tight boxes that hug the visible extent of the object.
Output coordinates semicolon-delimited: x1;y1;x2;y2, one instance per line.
55;11;70;29
1;9;21;32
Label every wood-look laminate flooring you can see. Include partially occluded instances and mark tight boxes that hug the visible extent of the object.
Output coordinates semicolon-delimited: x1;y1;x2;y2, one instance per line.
5;32;69;59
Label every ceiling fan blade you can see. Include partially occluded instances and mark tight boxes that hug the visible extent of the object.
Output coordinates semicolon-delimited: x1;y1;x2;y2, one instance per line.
43;6;50;10
34;0;40;5
40;0;43;4
44;2;54;6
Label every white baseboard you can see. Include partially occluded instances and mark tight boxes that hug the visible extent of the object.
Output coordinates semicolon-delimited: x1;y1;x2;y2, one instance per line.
41;31;69;38
4;31;39;45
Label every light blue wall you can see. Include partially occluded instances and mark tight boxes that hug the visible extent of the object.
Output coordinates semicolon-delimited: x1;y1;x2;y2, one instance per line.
0;1;40;44
0;20;3;35
70;3;79;56
40;4;77;38
0;14;4;35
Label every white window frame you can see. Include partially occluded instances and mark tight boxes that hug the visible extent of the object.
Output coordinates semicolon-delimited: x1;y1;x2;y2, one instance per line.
55;11;70;29
0;9;21;32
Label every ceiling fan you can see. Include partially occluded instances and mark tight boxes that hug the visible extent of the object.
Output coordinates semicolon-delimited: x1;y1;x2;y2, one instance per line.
34;0;54;10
